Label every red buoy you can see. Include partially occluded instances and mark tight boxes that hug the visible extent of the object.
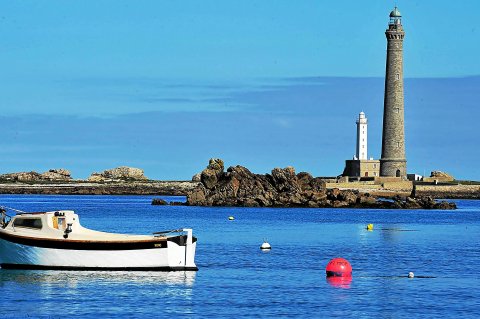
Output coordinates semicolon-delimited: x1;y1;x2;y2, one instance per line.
326;258;352;277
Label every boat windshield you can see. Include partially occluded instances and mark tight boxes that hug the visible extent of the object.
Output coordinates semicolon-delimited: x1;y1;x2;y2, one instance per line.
13;218;43;230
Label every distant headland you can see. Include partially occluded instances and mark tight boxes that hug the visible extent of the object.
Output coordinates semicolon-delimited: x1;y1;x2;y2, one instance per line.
2;159;480;209
0;167;195;196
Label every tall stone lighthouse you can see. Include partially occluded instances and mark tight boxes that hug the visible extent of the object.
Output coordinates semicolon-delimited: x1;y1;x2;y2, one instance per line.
380;7;407;178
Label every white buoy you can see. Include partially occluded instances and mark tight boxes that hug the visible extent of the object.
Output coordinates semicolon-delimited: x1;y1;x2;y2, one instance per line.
408;272;414;278
228;216;234;221
260;241;271;250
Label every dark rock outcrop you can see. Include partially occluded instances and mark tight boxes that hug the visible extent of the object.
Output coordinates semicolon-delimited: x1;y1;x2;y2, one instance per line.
169;201;186;206
152;198;188;206
186;159;456;210
187;162;313;207
151;198;168;205
376;195;457;210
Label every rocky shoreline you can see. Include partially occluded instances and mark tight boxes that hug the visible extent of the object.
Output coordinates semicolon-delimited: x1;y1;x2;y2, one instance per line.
184;159;456;209
0;163;476;206
0;181;197;196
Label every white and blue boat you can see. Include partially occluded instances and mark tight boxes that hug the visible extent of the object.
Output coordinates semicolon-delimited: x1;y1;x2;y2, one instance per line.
0;207;197;271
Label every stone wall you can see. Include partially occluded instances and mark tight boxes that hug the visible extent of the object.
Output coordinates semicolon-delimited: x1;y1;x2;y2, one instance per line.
416;185;480;199
326;180;480;199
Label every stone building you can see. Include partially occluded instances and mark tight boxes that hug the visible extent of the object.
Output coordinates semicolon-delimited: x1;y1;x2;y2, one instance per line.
380;7;407;178
343;112;380;178
343;159;380;178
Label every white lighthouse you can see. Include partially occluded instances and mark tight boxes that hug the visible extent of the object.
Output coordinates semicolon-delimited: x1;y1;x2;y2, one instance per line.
356;111;368;160
343;111;380;178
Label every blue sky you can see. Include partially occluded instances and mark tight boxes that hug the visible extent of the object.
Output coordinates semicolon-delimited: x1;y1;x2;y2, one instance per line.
0;1;479;180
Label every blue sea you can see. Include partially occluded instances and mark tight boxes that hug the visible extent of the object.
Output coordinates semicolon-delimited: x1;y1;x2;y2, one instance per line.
0;195;479;318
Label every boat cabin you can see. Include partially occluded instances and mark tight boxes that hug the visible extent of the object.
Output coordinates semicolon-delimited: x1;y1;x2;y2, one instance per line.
4;211;79;238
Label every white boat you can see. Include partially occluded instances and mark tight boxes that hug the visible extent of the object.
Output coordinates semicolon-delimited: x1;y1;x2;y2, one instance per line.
0;207;197;271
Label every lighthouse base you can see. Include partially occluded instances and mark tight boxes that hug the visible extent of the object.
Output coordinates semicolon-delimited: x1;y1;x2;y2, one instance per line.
380;159;407;179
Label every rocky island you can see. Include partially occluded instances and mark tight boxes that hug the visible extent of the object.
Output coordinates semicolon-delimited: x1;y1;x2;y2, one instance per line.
185;159;456;209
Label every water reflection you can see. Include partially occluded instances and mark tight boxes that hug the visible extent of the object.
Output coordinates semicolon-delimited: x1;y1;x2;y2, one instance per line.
326;276;352;289
0;270;197;317
0;270;196;287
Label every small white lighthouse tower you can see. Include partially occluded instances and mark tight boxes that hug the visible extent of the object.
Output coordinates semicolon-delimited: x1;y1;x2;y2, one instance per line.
356;111;368;160
343;111;380;178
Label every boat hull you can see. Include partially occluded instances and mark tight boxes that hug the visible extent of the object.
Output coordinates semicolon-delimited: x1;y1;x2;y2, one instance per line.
0;235;197;271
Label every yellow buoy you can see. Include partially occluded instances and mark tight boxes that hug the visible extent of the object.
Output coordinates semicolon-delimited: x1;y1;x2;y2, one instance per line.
228;216;235;221
366;223;374;231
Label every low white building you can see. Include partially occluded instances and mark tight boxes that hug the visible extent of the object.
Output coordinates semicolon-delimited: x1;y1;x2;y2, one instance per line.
407;174;423;181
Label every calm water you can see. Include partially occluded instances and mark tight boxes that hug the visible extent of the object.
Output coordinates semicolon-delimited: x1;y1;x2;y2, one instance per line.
0;195;479;318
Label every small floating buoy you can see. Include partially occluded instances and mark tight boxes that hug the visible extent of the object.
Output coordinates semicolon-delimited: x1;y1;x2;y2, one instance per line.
408;272;414;278
228;216;234;221
366;223;374;231
260;240;271;250
326;258;352;277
